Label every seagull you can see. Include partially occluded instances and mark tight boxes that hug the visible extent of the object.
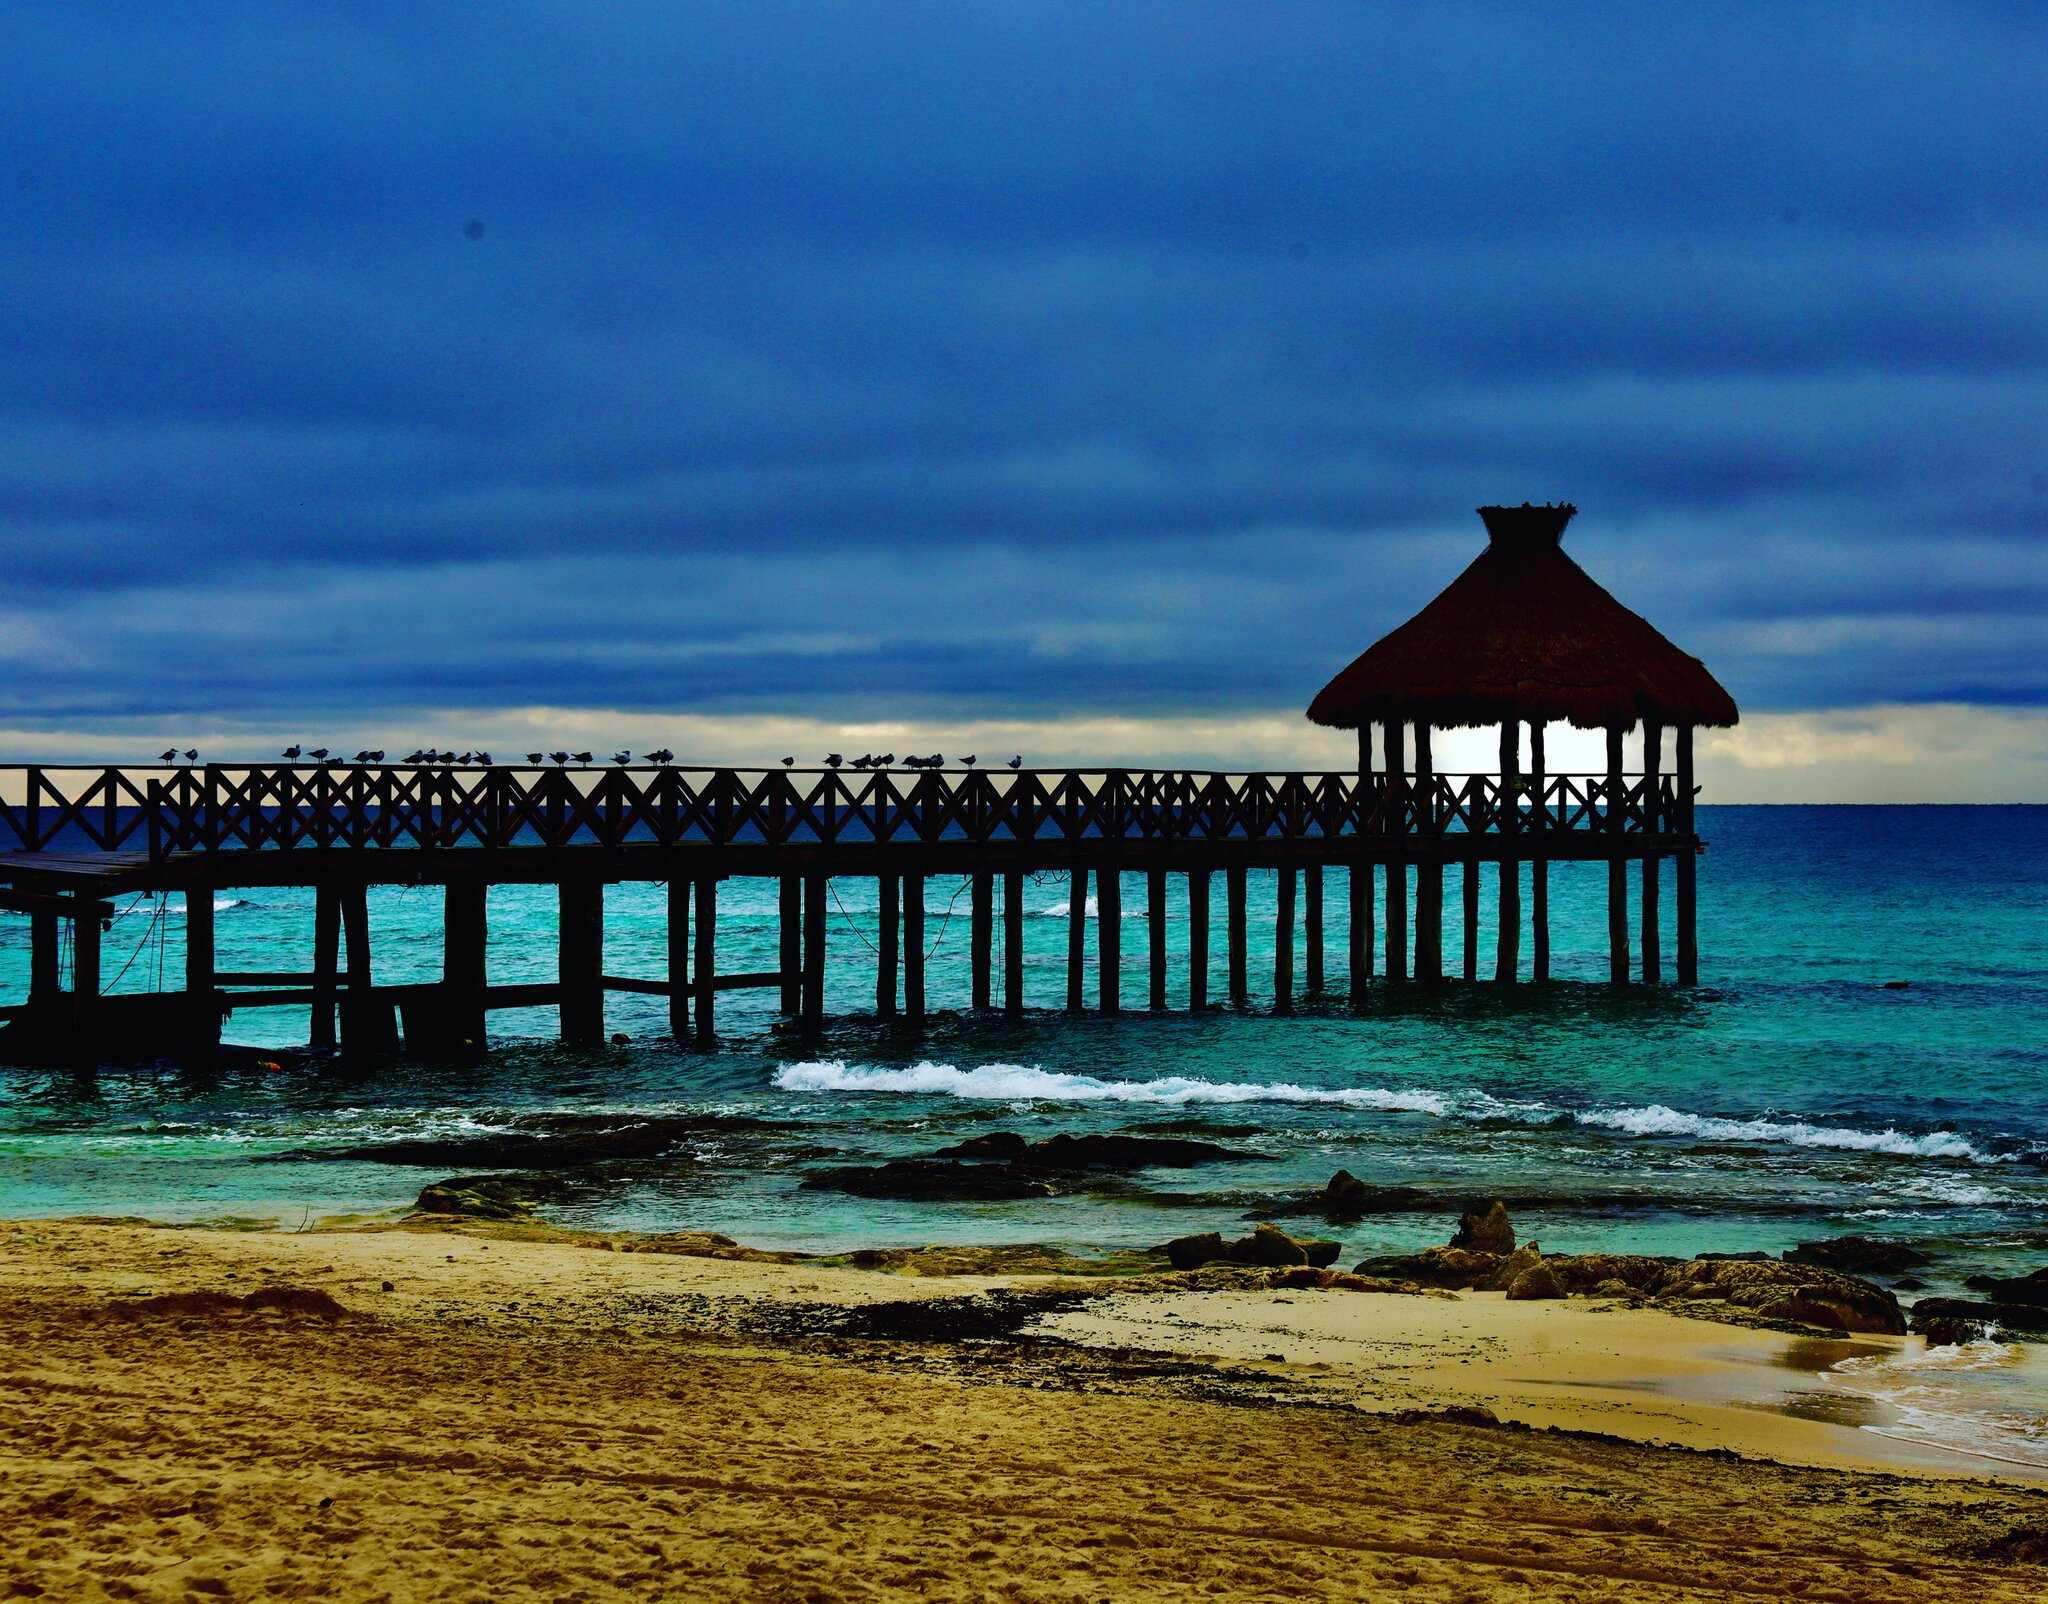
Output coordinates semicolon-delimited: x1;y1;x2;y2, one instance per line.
780;756;795;767
526;752;544;765
183;749;199;762
644;748;673;764
282;745;303;760
612;750;632;765
1007;756;1022;769
159;749;178;763
308;748;329;761
825;753;842;768
571;751;593;766
960;755;977;767
474;751;492;765
455;752;472;765
404;750;425;764
850;755;871;770
878;753;895;766
366;750;385;763
550;751;570;766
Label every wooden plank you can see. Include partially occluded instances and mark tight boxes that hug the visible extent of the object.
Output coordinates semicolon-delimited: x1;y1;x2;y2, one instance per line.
1002;869;1023;1016
602;974;672;996
1065;867;1086;1012
693;876;717;1045
1607;726;1629;985
1642;721;1663;984
558;878;605;1043
877;872;899;1017
0;887;113;918
1676;725;1697;985
714;970;784;992
971;872;993;1010
903;872;926;1023
1147;868;1168;1010
667;878;690;1038
779;876;801;1015
311;884;340;1051
1227;865;1247;1005
1097;866;1121;1013
1273;867;1295;1013
1302;864;1323;990
1383;722;1408;984
1187;868;1209;1010
802;873;827;1025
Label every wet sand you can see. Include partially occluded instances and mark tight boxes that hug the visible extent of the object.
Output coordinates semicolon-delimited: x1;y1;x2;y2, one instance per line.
4;1217;2047;1601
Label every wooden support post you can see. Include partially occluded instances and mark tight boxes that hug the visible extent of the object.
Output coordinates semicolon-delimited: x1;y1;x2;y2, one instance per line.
1531;724;1550;983
184;887;218;1051
1462;859;1479;981
1676;725;1698;985
337;885;395;1056
1497;720;1521;983
1383;721;1408;984
667;878;691;1039
444;878;488;1049
1147;869;1168;1010
558;878;604;1044
903;873;926;1023
70;899;100;1045
970;873;993;1010
30;911;59;1004
1642;721;1664;984
1065;868;1087;1011
693;876;717;1045
1607;725;1630;985
802;874;828;1026
1413;723;1441;984
1227;866;1248;1006
1304;865;1324;991
1003;870;1024;1015
1348;861;1371;991
311;883;340;1051
877;872;899;1017
778;876;801;1015
1097;867;1121;1013
1187;869;1210;1010
1274;868;1295;1013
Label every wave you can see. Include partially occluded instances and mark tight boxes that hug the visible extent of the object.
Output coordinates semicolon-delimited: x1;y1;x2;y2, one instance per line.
773;1060;1459;1115
771;1061;2007;1163
162;897;253;915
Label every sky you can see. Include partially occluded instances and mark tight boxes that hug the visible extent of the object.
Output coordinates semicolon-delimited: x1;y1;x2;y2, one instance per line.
2;2;2045;800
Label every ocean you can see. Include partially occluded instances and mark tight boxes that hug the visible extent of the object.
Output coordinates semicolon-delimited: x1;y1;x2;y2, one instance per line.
4;804;2046;1465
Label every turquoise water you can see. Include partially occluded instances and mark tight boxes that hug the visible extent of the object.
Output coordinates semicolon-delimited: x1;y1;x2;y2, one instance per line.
2;805;2043;1271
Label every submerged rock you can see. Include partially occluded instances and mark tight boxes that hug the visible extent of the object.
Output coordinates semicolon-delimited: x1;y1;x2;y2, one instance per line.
413;1174;555;1220
928;1131;1266;1171
1911;1296;2048;1337
801;1160;1058;1201
1962;1266;2048;1307
1784;1236;1933;1276
265;1113;777;1170
1265;1169;1430;1222
1450;1200;1516;1256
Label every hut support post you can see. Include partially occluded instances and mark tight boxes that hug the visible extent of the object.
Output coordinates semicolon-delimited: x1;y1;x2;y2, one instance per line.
1348;860;1371;991
876;872;899;1016
1497;721;1521;982
1147;869;1168;1010
1530;724;1550;982
802;874;827;1027
1607;726;1630;985
1227;866;1248;1005
693;877;717;1045
184;888;218;1051
903;874;926;1023
1002;870;1024;1014
1274;868;1296;1012
970;873;993;1010
1304;866;1324;991
1097;867;1121;1013
558;878;604;1044
1383;722;1408;983
1064;868;1086;1011
1462;859;1479;981
1187;869;1209;1009
778;877;801;1015
1642;721;1663;984
1676;725;1698;985
311;884;340;1051
1413;724;1441;984
667;879;691;1039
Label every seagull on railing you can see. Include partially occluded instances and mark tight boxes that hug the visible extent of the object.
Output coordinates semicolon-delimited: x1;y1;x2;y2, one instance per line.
453;752;471;764
159;749;178;763
780;756;794;766
404;750;425;764
308;748;329;761
825;753;843;768
1007;756;1022;769
474;751;492;766
571;751;593;766
959;755;976;767
549;751;570;765
612;750;632;765
878;753;895;767
282;745;303;760
644;749;673;765
526;752;543;765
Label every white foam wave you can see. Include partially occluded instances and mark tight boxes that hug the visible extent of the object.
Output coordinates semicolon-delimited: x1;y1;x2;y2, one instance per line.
161;897;252;915
1571;1103;1995;1162
773;1059;1458;1114
1040;896;1098;918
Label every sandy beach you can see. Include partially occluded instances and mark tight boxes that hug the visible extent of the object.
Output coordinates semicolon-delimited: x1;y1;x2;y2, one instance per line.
4;1216;2046;1601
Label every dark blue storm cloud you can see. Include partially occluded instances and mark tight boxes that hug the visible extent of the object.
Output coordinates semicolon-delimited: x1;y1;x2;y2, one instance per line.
2;1;2045;733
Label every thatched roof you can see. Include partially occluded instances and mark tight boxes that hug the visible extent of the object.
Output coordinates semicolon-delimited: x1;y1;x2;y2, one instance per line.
1306;504;1739;731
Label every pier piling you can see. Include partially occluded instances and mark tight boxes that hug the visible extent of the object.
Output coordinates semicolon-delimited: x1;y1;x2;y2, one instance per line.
1097;867;1122;1013
1642;721;1664;985
903;873;926;1023
692;877;717;1045
1187;869;1210;1009
1304;865;1324;992
1226;866;1248;1006
1147;869;1168;1010
1497;722;1521;982
877;873;899;1016
558;878;604;1044
1274;868;1295;1013
1002;870;1024;1014
1065;868;1087;1011
667;879;691;1039
970;873;993;1010
802;874;827;1027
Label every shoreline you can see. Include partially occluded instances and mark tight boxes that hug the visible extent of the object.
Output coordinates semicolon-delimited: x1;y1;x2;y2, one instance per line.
5;1216;2048;1598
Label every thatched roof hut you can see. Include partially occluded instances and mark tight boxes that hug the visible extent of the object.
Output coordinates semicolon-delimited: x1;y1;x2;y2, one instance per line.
1306;504;1738;733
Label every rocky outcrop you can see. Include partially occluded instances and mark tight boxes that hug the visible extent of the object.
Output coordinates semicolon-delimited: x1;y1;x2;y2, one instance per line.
1352;1246;1506;1289
1910;1296;2048;1337
929;1131;1266;1171
801;1160;1058;1201
1543;1253;1680;1295
1265;1169;1429;1222
1784;1236;1932;1276
1505;1262;1565;1301
1161;1223;1340;1272
1962;1266;2048;1307
414;1174;555;1219
1655;1258;1905;1334
1451;1200;1516;1255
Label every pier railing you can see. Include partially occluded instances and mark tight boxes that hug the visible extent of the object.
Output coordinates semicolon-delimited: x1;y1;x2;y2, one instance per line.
0;764;1690;859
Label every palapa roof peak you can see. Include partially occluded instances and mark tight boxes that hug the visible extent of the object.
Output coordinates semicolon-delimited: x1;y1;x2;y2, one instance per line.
1306;503;1739;732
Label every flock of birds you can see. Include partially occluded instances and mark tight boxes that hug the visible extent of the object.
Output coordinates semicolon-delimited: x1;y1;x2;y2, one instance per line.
155;748;1023;771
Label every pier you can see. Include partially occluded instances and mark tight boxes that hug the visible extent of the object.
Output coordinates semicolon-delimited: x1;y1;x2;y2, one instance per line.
0;503;1736;1059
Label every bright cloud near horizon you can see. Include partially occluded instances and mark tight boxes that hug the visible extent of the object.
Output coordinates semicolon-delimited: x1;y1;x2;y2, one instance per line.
3;3;2045;802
